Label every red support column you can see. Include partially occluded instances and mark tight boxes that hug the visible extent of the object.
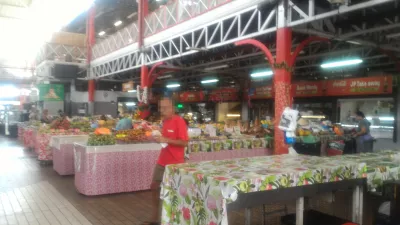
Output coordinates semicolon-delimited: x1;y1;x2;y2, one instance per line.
88;80;95;102
86;4;96;114
138;0;149;90
274;27;292;155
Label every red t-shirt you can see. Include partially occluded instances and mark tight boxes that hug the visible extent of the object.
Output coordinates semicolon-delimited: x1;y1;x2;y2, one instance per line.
157;115;188;167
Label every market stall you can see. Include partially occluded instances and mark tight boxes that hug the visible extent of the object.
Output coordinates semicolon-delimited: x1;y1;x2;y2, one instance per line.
74;143;161;196
161;154;366;225
50;135;89;175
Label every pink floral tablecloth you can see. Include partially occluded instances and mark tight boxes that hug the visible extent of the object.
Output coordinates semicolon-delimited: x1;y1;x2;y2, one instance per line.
18;125;24;143
74;143;162;196
23;127;37;149
73;143;271;196
51;135;89;175
36;133;52;161
187;148;272;163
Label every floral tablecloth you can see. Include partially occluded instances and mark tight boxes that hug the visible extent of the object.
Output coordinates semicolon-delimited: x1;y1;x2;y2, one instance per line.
187;148;271;163
23;127;37;149
17;124;25;143
35;133;52;160
331;151;400;191
161;154;366;225
74;143;161;196
187;138;268;153
51;135;89;175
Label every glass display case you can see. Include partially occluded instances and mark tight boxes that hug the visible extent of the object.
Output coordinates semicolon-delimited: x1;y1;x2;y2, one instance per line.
338;98;395;139
0;104;22;137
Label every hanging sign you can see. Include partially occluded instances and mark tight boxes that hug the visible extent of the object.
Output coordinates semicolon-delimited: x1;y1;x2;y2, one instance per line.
122;81;134;92
179;91;205;102
292;81;324;97
208;88;239;102
37;84;64;101
251;86;274;99
325;76;392;96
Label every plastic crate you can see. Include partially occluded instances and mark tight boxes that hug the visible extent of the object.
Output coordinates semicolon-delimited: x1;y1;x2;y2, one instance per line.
293;142;321;156
281;210;357;225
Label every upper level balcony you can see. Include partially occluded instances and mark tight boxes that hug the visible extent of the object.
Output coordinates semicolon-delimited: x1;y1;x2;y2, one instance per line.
91;0;239;60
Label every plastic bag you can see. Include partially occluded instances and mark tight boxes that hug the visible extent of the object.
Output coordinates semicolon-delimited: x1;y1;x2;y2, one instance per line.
279;107;299;132
288;147;298;155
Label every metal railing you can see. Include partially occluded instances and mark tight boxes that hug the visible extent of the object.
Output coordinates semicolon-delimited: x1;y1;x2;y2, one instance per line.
92;0;232;59
35;43;87;66
92;22;139;59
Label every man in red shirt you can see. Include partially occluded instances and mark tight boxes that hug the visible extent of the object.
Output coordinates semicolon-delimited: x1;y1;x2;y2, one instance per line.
147;97;188;225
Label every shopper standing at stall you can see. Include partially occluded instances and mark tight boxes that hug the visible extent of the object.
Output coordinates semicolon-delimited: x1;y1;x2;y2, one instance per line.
40;109;51;124
353;111;373;153
147;97;188;225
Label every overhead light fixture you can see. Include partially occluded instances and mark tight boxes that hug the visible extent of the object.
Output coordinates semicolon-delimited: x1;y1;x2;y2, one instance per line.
166;84;180;88
301;115;326;119
366;117;394;121
204;64;228;71
125;102;136;106
346;40;361;45
114;21;122;27
98;31;106;36
201;79;218;84
321;58;363;68
127;90;137;93
250;70;273;78
227;114;240;117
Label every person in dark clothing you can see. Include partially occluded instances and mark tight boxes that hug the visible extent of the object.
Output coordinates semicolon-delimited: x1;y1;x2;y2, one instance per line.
353;111;373;153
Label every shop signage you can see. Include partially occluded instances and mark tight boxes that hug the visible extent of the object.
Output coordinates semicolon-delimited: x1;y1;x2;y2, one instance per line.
325;76;392;96
122;81;134;92
250;86;273;99
179;91;205;102
209;88;239;102
37;84;64;101
292;81;323;97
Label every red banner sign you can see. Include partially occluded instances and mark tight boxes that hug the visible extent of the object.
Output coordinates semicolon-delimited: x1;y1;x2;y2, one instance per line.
325;76;392;96
292;81;324;97
179;91;205;102
209;88;239;102
251;86;273;99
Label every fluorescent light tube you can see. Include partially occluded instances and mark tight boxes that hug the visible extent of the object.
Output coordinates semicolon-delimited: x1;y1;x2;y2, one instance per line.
227;114;240;117
128;90;136;93
125;102;136;106
321;59;363;68
201;79;218;84
98;31;106;36
251;70;273;78
166;84;180;88
114;21;122;27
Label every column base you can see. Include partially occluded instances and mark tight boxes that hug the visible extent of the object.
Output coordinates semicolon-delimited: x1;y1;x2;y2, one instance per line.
88;102;94;116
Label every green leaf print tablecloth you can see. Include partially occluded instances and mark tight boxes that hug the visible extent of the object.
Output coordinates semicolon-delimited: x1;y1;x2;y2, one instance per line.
161;154;366;225
331;151;400;192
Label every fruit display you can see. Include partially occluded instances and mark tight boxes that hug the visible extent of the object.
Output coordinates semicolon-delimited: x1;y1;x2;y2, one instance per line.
97;119;116;129
115;128;153;144
70;121;92;133
87;133;116;146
